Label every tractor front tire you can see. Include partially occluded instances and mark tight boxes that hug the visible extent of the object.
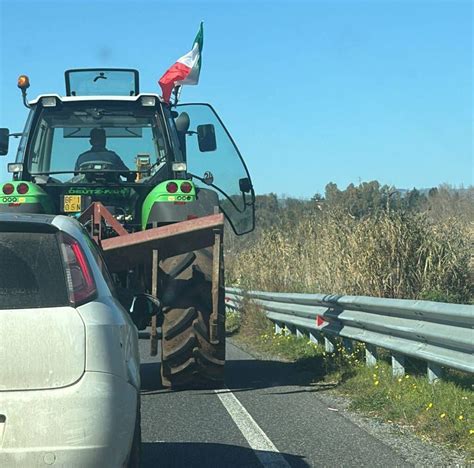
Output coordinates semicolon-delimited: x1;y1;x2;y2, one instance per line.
160;247;225;388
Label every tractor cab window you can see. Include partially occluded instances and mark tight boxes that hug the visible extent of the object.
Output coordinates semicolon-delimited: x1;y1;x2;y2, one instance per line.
26;102;168;183
175;103;255;235
65;69;139;96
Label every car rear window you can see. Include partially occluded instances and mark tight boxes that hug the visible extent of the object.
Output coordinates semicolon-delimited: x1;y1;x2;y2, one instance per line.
0;232;69;309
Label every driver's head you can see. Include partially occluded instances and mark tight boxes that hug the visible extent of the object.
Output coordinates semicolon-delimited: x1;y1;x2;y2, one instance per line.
90;128;106;147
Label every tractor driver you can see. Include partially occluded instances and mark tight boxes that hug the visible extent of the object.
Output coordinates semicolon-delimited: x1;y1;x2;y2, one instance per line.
75;128;129;173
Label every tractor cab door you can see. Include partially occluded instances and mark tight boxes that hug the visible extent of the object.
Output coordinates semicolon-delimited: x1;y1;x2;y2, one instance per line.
175;104;255;235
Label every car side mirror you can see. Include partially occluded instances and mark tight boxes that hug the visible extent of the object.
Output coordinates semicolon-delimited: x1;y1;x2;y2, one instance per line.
197;124;217;152
239;177;252;193
0;129;10;156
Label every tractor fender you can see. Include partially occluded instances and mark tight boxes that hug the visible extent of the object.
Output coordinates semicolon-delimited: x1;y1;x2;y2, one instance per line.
142;187;219;229
0;182;55;214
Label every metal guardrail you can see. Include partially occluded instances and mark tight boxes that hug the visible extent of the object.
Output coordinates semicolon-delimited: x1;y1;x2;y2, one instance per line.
225;288;474;382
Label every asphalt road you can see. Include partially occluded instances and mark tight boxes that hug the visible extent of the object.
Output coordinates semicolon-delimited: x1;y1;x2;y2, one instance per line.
139;334;412;468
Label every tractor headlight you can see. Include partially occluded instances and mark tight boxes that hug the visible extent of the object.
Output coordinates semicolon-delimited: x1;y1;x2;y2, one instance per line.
41;97;57;107
8;163;23;173
172;162;187;172
141;96;156;107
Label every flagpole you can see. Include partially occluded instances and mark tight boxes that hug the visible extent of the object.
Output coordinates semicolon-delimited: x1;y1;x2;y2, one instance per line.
172;85;182;106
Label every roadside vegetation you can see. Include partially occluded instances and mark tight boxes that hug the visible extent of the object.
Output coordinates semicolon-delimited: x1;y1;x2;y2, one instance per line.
226;305;474;458
226;182;473;303
225;182;473;456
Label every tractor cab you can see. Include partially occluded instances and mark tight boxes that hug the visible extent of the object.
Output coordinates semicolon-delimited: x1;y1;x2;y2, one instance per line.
0;69;255;235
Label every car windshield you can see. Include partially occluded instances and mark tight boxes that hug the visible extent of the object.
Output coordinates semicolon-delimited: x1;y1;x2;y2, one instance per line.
26;102;169;183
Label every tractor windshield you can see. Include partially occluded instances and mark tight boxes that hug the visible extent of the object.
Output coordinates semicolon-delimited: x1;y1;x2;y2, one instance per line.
24;102;172;183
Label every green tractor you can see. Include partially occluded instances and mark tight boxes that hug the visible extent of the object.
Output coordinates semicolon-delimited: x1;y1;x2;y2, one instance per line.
0;69;255;388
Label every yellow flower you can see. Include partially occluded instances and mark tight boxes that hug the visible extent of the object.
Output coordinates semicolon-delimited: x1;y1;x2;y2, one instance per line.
426;403;433;411
458;415;464;420
375;365;379;369
373;373;377;378
470;429;474;435
374;380;379;386
397;378;402;383
405;375;410;379
440;413;446;419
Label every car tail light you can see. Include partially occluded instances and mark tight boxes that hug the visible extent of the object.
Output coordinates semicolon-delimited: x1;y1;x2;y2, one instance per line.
180;182;192;193
60;233;97;306
2;183;14;195
166;182;178;193
17;183;29;195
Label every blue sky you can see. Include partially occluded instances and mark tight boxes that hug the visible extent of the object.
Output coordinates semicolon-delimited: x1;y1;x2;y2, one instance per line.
0;0;472;197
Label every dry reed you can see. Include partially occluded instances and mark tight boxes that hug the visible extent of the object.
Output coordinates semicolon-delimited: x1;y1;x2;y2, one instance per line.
226;211;472;303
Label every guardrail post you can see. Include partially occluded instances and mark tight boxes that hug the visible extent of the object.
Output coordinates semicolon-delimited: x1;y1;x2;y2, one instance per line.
391;353;405;377
286;324;296;336
365;344;377;367
274;322;283;335
309;332;319;345
427;362;442;383
296;328;304;338
342;338;353;354
324;336;335;353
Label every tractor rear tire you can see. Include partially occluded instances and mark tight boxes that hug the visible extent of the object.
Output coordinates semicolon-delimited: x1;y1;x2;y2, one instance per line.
159;247;225;388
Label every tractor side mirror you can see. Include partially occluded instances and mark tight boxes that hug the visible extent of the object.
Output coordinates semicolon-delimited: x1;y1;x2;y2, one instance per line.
239;177;252;193
197;124;217;152
0;129;10;156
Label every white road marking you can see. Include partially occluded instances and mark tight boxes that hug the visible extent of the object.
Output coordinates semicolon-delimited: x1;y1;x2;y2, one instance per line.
215;387;291;467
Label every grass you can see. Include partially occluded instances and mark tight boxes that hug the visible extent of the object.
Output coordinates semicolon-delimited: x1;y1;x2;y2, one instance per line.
225;310;241;336
340;362;473;453
226;304;474;459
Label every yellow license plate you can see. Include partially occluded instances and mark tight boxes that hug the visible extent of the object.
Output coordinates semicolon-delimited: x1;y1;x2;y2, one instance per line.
63;195;82;213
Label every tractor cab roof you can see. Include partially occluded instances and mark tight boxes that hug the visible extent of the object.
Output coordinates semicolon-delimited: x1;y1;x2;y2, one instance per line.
28;93;163;106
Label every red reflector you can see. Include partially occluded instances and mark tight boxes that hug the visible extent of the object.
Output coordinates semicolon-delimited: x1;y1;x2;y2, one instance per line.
316;315;326;327
166;182;178;193
174;202;186;205
2;183;14;195
17;183;29;195
180;182;192;193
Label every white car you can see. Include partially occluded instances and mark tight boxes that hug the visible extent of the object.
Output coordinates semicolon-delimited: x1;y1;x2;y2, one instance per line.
0;213;141;467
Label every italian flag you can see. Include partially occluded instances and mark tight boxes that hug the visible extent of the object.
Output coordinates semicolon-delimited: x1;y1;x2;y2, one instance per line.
159;22;204;103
